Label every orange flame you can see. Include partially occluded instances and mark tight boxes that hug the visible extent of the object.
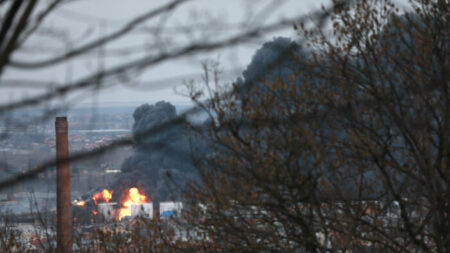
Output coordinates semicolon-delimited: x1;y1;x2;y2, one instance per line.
118;187;147;220
92;189;113;205
75;201;86;206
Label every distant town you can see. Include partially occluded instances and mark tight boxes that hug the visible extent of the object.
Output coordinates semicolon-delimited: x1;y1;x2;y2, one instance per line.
0;107;135;205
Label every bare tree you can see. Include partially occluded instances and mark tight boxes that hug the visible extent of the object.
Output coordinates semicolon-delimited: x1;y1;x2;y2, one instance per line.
0;0;315;187
0;0;339;251
183;0;449;252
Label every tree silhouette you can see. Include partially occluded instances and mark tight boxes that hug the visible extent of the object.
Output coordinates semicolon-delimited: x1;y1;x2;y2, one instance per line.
184;0;449;251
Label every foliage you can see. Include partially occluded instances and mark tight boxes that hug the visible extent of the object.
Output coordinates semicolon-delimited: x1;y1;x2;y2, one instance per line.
184;0;449;252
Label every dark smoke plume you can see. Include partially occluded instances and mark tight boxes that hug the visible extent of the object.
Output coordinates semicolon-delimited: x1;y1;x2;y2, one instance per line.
117;101;199;202
236;37;306;89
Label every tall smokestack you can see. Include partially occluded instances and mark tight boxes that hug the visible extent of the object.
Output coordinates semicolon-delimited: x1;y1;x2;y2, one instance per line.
55;117;73;253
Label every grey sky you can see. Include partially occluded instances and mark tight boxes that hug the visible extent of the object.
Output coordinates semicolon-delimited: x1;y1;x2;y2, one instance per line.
1;0;328;108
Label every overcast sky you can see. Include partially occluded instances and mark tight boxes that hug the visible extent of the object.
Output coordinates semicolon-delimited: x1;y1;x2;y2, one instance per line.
1;0;337;109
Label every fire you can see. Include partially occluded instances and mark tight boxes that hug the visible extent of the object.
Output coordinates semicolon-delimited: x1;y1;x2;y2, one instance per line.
118;187;148;220
75;200;86;206
92;189;113;205
72;200;86;206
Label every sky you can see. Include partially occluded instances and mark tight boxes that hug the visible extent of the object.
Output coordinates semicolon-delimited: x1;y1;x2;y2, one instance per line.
0;0;335;109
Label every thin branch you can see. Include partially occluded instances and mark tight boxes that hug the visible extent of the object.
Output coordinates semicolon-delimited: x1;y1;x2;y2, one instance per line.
8;0;191;69
0;15;310;113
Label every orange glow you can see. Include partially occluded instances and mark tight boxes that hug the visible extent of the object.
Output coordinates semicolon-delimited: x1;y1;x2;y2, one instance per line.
92;189;113;205
75;201;86;206
118;187;148;220
92;210;98;215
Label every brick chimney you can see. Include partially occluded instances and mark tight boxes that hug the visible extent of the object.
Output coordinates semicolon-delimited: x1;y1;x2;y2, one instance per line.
55;117;72;253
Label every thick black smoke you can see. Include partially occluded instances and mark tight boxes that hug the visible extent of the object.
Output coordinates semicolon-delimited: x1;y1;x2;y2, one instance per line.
229;37;383;200
117;101;198;202
117;39;305;203
236;37;306;90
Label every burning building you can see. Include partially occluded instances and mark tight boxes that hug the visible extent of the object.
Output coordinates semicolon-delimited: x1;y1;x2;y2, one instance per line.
72;187;153;223
117;187;148;220
72;101;200;225
118;101;201;204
